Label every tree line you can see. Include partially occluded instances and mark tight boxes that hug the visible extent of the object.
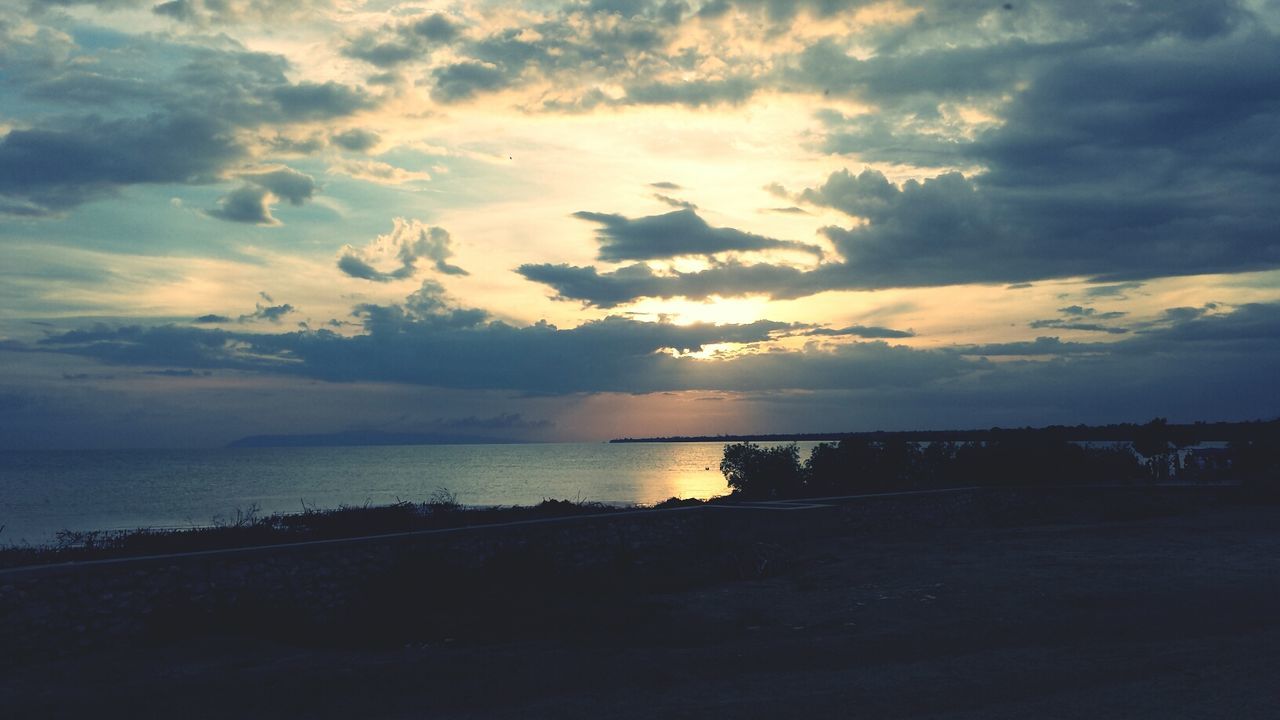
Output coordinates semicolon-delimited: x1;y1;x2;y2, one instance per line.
719;418;1280;500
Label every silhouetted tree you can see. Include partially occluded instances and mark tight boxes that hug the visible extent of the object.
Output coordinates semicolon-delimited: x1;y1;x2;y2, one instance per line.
720;442;803;499
1132;417;1198;480
804;438;921;494
1227;421;1280;501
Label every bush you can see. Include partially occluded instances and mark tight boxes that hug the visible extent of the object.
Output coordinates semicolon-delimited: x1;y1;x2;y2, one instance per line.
805;438;922;494
720;442;803;499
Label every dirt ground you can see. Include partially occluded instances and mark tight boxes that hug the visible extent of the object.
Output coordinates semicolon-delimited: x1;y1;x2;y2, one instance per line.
5;504;1279;719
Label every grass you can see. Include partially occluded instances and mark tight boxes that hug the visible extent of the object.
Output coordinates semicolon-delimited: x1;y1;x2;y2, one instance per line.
0;492;715;570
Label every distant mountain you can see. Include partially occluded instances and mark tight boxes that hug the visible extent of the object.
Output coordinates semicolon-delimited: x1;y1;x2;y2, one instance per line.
227;431;524;448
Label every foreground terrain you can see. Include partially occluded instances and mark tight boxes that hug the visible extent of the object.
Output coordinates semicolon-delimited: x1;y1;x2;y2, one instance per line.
4;503;1278;718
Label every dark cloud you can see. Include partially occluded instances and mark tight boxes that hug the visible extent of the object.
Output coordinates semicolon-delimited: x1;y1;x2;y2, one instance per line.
147;0;335;25
1027;320;1129;335
653;194;697;210
31;301;818;394
17;301;1280;439
649;181;681;190
791;10;1280;290
31;300;1280;398
338;220;468;282
1027;305;1130;334
517;260;815;308
554;46;1280;302
801;169;1049;288
342;12;462;68
954;336;1113;358
804;325;915;339
573;208;822;262
142;368;210;377
785;37;1032;108
341;3;697;106
240;167;316;206
206;166;316;225
239;303;295;324
330;128;381;152
1059;306;1127;319
0;113;241;215
1085;283;1145;298
194;314;231;324
433;412;553;431
338;255;407;283
431;62;511;102
0;37;369;216
619;76;757;107
411;13;461;42
270;82;372;121
206;185;276;224
811;109;970;166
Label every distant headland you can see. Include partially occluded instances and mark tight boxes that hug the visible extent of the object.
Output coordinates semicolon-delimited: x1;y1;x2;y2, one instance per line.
610;418;1279;444
227;430;524;448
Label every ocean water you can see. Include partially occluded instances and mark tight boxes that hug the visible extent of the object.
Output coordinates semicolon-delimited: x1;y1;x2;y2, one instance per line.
0;441;822;544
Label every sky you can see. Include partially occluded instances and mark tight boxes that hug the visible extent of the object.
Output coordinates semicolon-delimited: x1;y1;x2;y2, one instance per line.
1;0;1279;449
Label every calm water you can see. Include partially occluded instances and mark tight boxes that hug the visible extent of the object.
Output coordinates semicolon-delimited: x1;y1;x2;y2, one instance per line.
0;442;822;544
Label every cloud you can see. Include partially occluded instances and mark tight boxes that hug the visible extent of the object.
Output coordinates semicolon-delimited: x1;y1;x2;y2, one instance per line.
0;113;242;216
341;12;462;68
241;167;316;205
535;54;1278;303
432;412;553;431
149;0;336;25
143;368;210;377
654;194;697;210
573;208;822;262
952;336;1105;357
1085;282;1145;298
1027;305;1130;334
329;159;431;185
338;219;467;282
1058;306;1127;320
206;185;278;225
29;300;1280;398
804;325;915;339
239;303;295;324
430;62;511;102
1027;321;1129;335
0;36;370;216
206;166;316;225
618;76;757;107
517;260;814;308
796;17;1280;289
266;82;368;120
330;128;381;153
17;297;1280;443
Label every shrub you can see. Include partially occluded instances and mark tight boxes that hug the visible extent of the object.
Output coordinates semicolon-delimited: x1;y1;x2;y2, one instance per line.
720;442;803;499
805;438;922;494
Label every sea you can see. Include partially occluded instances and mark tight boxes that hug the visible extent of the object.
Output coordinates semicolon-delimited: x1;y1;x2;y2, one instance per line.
0;441;823;544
